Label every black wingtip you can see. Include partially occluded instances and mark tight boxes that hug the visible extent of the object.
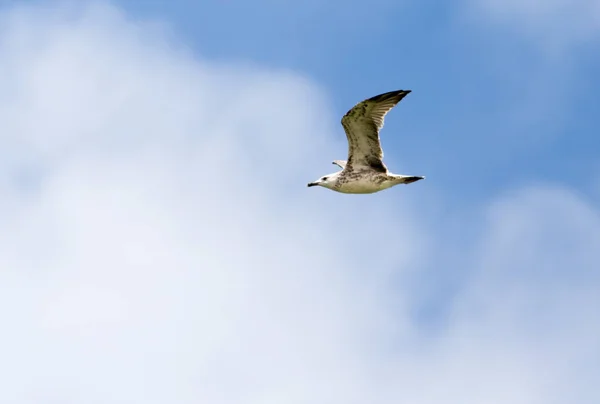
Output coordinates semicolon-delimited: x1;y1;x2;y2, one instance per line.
368;89;411;103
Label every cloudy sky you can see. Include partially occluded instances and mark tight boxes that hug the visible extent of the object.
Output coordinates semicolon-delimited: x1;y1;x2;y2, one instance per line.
0;0;599;403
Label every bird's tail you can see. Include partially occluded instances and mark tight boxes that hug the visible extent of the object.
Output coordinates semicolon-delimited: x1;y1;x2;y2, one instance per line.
397;175;425;184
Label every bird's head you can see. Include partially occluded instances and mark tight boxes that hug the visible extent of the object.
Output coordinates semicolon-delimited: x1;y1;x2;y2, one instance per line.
307;173;338;189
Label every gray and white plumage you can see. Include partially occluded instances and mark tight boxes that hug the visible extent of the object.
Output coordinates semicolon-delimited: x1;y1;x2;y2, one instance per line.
308;89;425;194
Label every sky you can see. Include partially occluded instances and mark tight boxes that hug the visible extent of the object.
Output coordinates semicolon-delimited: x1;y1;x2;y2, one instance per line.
0;0;599;403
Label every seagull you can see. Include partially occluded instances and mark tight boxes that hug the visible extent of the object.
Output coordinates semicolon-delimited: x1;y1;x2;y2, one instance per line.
307;89;425;194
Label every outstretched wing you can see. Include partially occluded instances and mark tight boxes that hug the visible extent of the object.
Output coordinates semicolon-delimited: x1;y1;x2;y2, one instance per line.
341;89;411;172
332;160;346;169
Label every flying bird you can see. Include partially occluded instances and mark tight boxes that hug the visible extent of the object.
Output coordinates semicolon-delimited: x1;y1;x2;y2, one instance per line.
307;89;425;194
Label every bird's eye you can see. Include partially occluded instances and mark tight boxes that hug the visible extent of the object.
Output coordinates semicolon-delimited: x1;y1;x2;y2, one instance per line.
322;177;328;181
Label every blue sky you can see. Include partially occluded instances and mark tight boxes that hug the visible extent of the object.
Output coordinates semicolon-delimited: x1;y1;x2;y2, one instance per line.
13;0;599;199
109;0;600;204
0;0;599;403
106;0;600;313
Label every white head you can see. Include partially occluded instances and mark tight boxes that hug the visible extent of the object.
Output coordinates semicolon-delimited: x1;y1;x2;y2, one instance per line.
307;172;340;190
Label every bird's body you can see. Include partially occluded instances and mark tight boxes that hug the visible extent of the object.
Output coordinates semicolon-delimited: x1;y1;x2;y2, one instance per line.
321;169;422;194
308;89;425;194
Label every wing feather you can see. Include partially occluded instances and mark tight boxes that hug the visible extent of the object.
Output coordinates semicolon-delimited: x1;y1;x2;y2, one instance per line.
341;90;411;172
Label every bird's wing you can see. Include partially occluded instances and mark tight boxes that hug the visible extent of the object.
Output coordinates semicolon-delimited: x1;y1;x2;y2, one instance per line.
341;89;411;172
332;160;347;169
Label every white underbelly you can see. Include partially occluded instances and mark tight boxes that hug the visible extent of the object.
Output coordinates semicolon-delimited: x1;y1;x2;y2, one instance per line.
335;178;390;194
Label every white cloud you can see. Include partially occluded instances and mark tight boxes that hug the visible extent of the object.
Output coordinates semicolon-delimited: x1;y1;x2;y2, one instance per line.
0;3;599;403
